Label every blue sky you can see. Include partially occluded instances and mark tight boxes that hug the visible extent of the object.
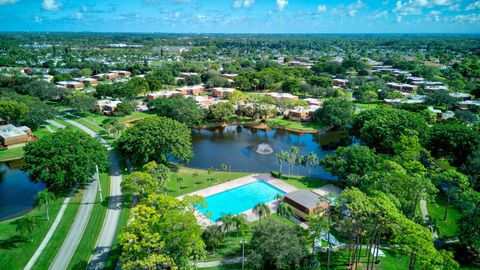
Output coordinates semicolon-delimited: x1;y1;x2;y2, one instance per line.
0;0;479;33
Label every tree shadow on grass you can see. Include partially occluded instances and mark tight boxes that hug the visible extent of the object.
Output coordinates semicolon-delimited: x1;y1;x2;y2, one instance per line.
0;235;28;249
70;260;88;270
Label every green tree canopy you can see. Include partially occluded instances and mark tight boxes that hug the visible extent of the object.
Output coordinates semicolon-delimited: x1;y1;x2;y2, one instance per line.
117;116;193;167
149;95;205;126
23;128;109;191
313;98;353;128
247;220;309;270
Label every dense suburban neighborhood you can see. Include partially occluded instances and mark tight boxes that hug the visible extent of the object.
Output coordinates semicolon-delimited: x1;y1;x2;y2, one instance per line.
1;1;480;270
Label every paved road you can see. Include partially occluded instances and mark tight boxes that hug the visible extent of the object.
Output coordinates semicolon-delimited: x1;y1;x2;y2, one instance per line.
24;187;77;270
49;180;98;270
46;120;66;129
60;116;124;270
87;151;123;270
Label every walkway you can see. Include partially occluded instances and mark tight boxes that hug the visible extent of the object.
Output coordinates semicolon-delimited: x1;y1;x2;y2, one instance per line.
49;180;98;270
24;187;77;270
46;120;66;129
420;199;429;222
197;257;243;268
59;116;124;269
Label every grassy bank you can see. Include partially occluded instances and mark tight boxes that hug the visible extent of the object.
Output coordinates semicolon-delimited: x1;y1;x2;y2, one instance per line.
266;116;328;132
167;166;250;197
67;173;110;269
427;193;463;239
31;189;84;270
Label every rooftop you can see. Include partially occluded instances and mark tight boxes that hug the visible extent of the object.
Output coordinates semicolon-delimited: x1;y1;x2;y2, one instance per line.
284;189;327;210
0;124;29;139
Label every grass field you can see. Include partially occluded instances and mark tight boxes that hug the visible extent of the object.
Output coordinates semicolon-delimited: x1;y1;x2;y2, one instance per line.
427;193;463;239
279;175;337;190
266;116;328;132
167;166;250;197
67;173;111;269
0;188;82;270
0;194;65;269
31;189;84;270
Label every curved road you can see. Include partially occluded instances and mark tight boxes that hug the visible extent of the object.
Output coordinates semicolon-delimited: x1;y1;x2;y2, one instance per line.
58;117;124;270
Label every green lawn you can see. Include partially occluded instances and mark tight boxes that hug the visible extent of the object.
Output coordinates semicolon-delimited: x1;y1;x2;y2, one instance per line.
67;173;111;269
167;166;250;197
0;195;63;269
0;188;82;270
0;147;24;161
427;193;463;239
202;263;244;270
279;175;337;190
31;189;84;270
266;116;328;132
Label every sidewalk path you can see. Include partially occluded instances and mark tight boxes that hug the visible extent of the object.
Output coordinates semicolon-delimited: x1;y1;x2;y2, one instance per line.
197;257;243;268
46;120;66;129
60;116;124;270
23;187;77;270
420;199;429;222
49;180;98;270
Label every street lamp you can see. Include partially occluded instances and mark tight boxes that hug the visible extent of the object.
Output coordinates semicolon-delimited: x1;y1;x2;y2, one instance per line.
240;239;247;270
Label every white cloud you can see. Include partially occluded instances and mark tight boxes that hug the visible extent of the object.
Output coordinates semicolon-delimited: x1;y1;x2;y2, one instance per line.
34;16;42;23
447;3;460;11
276;0;288;11
317;4;327;13
233;0;255;8
75;12;83;20
42;0;61;11
396;15;403;22
0;0;17;5
449;13;480;23
82;5;88;12
466;1;480;10
347;0;365;16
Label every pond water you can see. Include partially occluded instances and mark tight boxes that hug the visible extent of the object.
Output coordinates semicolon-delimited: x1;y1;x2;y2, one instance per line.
188;126;339;180
0;160;45;221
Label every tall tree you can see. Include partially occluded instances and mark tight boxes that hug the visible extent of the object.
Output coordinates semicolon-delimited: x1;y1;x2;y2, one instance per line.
23;128;108;191
34;190;55;221
313;98;353;128
433;169;469;220
118;116;193;167
253;203;271;222
15;216;39;242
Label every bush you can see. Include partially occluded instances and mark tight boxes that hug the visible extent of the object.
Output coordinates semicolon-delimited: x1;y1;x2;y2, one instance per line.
271;171;281;178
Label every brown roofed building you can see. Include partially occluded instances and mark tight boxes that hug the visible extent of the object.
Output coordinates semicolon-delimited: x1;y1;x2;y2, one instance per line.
283;189;329;220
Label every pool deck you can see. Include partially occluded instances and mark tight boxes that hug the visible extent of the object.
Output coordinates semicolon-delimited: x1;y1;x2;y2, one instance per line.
178;174;298;226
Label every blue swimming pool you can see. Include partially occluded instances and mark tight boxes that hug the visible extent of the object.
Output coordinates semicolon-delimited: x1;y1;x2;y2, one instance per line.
197;180;286;222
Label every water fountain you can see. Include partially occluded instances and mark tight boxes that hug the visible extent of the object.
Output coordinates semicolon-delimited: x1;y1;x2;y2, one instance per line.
255;143;274;155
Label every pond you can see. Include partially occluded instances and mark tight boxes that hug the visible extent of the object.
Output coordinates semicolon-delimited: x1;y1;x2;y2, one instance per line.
187;126;341;180
0;160;45;221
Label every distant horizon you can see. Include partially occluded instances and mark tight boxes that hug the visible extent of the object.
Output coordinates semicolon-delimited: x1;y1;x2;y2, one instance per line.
1;0;479;33
1;31;480;35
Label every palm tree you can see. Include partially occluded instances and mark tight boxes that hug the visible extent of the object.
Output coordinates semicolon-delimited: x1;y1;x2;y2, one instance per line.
176;176;184;190
295;155;304;175
219;214;235;236
202;225;224;253
220;163;228;172
34;190;55;221
233;214;248;239
276;151;288;175
305;152;319;177
192;172;199;187
277;202;293;222
308;214;329;255
289;146;299;178
275;194;284;204
15;216;39;242
253;203;271;223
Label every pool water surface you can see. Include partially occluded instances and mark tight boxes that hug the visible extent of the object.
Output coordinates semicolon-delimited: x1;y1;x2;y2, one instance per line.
197;180;285;222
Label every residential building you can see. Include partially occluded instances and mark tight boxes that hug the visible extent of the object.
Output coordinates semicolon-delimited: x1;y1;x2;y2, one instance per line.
75;78;98;86
211;87;235;98
146;91;178;100
303;98;323;107
110;70;132;78
332;79;348;87
176;85;206;96
56;81;84;90
386;82;418;93
287;106;319;122
93;73;120;80
283;189;329;220
0;124;32;148
96;100;122;114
